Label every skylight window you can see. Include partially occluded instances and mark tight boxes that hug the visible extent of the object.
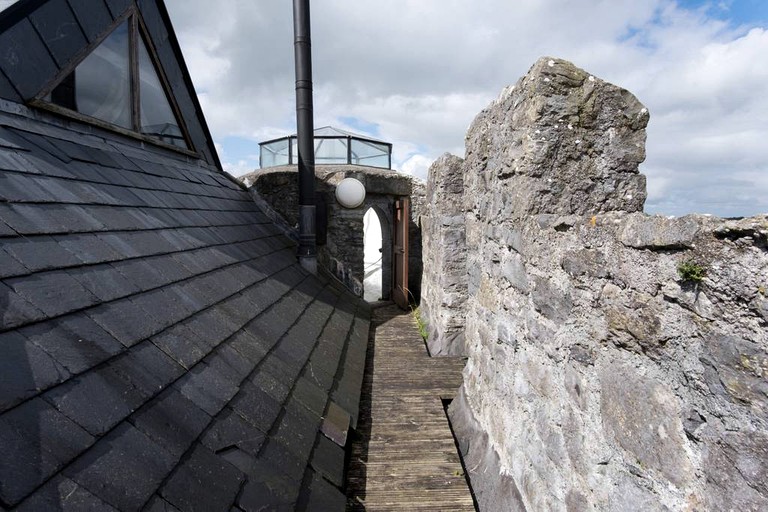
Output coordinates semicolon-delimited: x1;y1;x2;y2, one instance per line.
40;14;190;150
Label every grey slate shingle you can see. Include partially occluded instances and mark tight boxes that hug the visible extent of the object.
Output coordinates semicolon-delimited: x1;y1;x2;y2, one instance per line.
6;270;100;317
130;388;211;458
65;422;177;511
66;0;112;43
200;408;266;456
159;445;245;512
0;19;59;99
2;236;81;272
86;298;165;347
67;264;142;302
19;312;124;374
0;286;48;336
174;360;240;417
302;471;347;512
44;365;146;436
15;475;119;512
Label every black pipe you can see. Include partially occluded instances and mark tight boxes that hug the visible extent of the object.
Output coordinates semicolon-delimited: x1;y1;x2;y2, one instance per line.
293;0;317;272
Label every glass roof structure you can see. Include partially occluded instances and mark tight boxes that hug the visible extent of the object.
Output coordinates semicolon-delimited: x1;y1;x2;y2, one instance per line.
260;126;392;169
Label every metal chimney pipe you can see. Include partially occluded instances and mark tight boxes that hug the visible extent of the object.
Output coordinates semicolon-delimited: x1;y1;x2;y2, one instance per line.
293;0;317;273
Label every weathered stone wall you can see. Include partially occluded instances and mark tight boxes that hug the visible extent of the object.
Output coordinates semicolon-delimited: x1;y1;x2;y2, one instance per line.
420;153;468;355
423;57;768;511
242;166;424;301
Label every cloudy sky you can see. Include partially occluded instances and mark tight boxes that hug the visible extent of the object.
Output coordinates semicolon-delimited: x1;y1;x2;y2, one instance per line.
5;0;761;217
164;0;768;218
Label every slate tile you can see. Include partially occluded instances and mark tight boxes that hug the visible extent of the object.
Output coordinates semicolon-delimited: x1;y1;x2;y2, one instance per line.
129;290;188;332
150;323;209;369
292;377;329;419
29;0;87;67
9;129;72;165
302;471;346;512
250;364;291;405
160;284;208;317
66;0;112;43
44;365;145;436
260;439;307;483
146;253;194;281
227;329;269;367
228;382;281;433
200;408;266;456
0;416;59;505
5;396;95;466
86;298;164;347
0;218;15;237
130;388;210;458
15;475;118;512
143;495;182;512
209;343;253;382
0;281;47;330
1;236;81;272
160;445;244;512
260;353;301;391
174;360;240;417
218;293;262;325
0;397;94;505
0;172;56;202
273;404;321;462
20;312;124;374
0;67;21;102
67;264;141;302
87;207;146;231
53;234;121;265
0;19;58;99
310;435;345;488
46;138;97;165
65;423;176;511
237;476;297;512
0;246;27;278
112;258;171;291
6;270;100;317
13;203;106;234
181;306;242;349
108;340;185;397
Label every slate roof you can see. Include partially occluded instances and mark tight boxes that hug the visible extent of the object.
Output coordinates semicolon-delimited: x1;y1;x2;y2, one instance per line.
0;1;370;510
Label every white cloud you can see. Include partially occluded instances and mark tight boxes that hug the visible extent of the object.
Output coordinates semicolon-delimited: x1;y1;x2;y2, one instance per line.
400;155;434;180
166;0;768;217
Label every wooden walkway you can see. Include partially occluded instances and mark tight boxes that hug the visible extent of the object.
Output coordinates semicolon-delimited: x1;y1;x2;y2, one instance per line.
346;305;475;511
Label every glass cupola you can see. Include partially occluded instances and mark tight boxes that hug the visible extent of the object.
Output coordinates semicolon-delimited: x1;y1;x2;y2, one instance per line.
259;126;392;169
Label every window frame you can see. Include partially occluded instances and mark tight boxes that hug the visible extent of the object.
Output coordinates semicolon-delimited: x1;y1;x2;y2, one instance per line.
30;6;196;156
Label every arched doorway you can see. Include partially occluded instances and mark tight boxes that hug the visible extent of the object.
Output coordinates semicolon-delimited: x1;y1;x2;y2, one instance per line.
363;207;383;302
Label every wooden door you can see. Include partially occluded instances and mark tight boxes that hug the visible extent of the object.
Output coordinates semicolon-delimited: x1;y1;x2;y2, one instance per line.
392;197;410;309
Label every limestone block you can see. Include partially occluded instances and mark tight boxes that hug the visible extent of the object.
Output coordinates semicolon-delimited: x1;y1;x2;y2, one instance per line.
619;213;700;249
599;364;692;488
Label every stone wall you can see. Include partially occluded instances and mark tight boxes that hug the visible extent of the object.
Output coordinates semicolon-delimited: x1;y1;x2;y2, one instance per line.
420;153;468;355
421;57;768;511
242;166;424;301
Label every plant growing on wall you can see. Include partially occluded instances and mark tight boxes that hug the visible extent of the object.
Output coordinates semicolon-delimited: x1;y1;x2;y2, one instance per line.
678;259;707;283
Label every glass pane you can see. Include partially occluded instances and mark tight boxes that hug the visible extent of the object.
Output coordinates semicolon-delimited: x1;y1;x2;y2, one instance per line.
315;137;348;164
350;139;390;168
138;33;188;148
49;21;131;129
261;138;290;167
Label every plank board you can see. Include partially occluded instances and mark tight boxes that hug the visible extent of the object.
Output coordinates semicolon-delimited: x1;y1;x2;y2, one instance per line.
346;305;475;511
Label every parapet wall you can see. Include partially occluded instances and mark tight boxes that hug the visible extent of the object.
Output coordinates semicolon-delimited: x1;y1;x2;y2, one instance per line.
421;57;768;511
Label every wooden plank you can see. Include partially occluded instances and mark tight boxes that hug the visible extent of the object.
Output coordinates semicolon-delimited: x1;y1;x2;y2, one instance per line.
346;305;475;511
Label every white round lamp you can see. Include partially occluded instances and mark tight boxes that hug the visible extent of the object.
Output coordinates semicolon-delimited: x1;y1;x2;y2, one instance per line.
335;178;366;208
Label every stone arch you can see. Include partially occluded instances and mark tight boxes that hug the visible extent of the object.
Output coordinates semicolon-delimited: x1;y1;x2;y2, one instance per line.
363;203;393;301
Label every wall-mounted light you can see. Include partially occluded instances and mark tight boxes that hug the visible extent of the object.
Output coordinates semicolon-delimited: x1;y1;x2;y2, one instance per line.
335;177;366;208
